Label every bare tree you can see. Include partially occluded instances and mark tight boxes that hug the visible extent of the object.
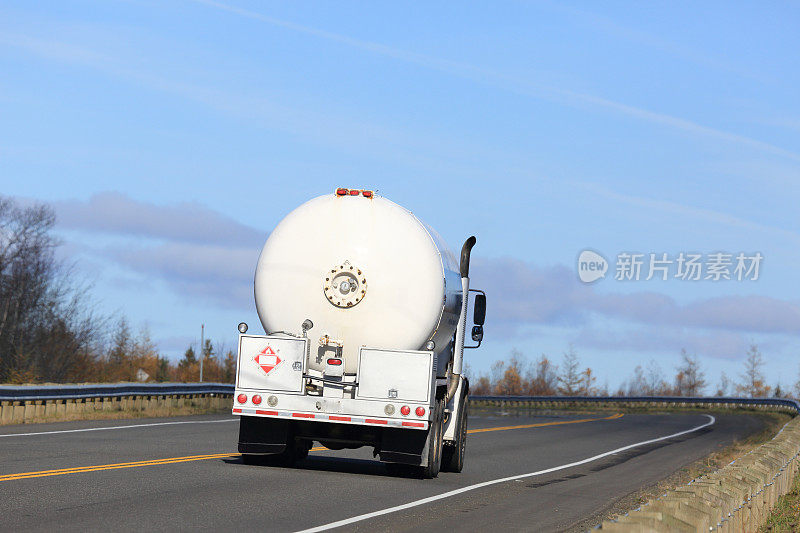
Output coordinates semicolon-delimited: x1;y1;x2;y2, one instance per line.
645;360;668;395
736;344;771;398
581;367;597;396
527;354;558;395
471;375;492;395
674;349;706;396
715;372;730;397
625;365;647;395
0;197;99;382
490;359;505;389
557;345;583;396
495;349;526;396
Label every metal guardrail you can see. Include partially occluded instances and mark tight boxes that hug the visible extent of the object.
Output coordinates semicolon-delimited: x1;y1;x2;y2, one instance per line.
1;385;797;413
472;395;800;413
0;383;235;402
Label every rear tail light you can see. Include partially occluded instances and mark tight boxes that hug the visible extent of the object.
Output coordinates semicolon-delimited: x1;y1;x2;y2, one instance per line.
252;395;262;405
349;189;360;196
336;188;349;196
327;358;343;366
415;406;426;417
237;394;247;404
362;190;373;198
400;405;410;416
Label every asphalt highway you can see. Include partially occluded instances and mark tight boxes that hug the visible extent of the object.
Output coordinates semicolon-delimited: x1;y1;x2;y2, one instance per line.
0;410;764;532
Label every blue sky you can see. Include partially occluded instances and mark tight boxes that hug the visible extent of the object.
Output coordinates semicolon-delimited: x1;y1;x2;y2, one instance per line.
1;1;798;390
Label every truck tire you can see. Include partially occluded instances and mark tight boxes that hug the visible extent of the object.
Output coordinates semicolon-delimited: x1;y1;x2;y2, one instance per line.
420;397;445;479
441;393;468;473
294;439;312;462
272;438;311;467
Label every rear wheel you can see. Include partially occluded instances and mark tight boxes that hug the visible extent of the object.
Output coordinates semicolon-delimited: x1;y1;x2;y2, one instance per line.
419;397;445;479
273;438;311;466
294;439;312;462
441;393;468;473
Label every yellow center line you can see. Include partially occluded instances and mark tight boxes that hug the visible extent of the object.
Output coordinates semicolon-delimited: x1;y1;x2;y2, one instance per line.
467;412;624;434
0;413;623;482
0;453;239;482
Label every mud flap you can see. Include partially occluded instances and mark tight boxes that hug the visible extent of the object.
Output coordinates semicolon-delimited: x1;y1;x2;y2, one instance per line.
238;415;290;454
379;426;430;466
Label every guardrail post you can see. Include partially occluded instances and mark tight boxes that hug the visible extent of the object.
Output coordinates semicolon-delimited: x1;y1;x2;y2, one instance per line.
44;399;56;418
24;401;35;421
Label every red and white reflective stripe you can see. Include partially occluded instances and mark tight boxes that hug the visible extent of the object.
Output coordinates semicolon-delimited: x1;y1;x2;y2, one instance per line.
231;408;428;429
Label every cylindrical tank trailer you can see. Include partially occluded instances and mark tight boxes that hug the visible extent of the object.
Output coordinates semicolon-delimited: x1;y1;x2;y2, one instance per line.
234;188;485;478
254;191;463;375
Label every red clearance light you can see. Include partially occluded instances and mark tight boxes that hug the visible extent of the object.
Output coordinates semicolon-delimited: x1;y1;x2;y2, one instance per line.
336;188;349;196
400;405;410;416
349;189;360;196
237;394;247;404
327;358;343;366
415;406;426;417
362;190;373;198
252;395;262;405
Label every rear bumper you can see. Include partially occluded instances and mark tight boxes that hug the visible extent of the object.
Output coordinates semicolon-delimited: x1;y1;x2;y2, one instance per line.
232;405;428;430
233;388;431;430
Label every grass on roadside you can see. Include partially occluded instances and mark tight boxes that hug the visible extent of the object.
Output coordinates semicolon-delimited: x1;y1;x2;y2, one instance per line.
762;472;800;532
3;403;232;426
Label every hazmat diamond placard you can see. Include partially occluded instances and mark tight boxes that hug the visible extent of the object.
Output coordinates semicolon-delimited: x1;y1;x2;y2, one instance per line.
253;346;282;375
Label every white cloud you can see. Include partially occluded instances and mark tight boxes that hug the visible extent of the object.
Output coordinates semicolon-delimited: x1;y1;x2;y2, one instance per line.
54;192;263;247
472;256;800;355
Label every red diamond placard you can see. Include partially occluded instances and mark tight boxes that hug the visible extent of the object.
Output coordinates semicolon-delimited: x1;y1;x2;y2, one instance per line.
253;345;282;375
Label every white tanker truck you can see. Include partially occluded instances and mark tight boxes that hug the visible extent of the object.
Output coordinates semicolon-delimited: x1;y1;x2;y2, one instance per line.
232;188;486;478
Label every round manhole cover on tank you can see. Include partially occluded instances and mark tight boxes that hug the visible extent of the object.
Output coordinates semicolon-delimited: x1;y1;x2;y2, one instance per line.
323;261;367;308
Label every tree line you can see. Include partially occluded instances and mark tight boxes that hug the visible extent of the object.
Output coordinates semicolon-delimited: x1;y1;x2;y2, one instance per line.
0;195;235;384
98;317;237;384
467;343;785;399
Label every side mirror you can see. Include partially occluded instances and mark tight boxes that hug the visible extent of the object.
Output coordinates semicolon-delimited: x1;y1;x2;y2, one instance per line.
471;325;484;342
473;293;486;326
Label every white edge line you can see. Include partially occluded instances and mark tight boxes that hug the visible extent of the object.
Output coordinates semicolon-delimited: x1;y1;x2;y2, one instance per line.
0;418;238;438
295;414;716;533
